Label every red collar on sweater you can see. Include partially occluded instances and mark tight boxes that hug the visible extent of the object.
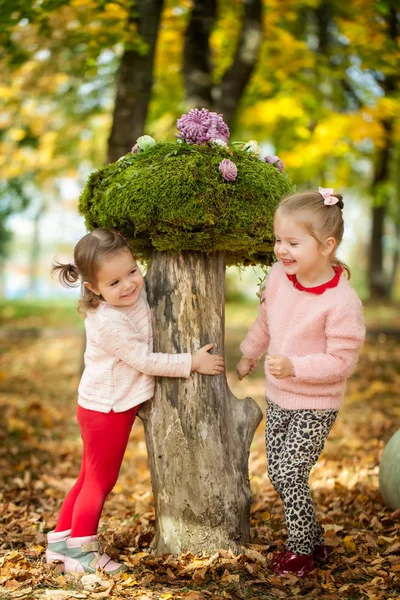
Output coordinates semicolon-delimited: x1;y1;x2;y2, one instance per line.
286;265;343;295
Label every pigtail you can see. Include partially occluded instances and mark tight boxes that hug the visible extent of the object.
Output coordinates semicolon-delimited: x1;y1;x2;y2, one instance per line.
53;228;135;315
52;261;80;287
333;194;344;210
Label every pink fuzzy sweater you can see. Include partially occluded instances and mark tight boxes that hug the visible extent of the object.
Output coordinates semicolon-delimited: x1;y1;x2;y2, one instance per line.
240;262;365;410
78;292;192;413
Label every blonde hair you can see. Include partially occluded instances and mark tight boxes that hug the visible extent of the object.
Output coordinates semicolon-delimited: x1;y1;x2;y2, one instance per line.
52;229;131;313
276;190;350;278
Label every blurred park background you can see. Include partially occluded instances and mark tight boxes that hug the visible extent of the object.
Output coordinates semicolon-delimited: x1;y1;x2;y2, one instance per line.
0;0;399;305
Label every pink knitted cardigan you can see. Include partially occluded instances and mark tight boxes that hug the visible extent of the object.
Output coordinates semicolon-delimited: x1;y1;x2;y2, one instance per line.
78;292;192;413
240;262;365;409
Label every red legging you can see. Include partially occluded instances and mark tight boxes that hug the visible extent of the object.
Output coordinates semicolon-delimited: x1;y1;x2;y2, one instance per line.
55;404;139;536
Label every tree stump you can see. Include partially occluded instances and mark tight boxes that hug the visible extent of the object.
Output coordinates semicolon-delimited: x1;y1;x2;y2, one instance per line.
79;107;293;554
139;251;263;554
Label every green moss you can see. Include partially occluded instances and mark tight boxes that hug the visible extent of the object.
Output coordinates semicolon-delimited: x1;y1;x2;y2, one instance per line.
78;143;294;266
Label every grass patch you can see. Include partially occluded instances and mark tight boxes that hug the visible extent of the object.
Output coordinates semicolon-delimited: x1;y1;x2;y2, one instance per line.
1;297;399;332
0;298;83;329
363;299;400;329
227;298;400;330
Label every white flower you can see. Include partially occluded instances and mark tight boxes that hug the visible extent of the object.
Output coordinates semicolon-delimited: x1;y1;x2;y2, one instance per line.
211;138;228;148
244;140;261;156
136;135;157;151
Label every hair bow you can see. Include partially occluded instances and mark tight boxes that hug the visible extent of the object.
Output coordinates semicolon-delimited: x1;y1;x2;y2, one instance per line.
318;187;339;206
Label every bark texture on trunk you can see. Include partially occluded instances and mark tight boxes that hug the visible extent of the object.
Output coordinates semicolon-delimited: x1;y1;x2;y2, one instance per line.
183;0;262;129
216;0;263;128
368;118;393;299
367;4;398;299
183;0;216;110
139;251;262;555
107;0;164;163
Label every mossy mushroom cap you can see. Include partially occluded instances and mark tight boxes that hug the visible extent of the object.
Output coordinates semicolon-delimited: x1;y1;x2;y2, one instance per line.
78;141;294;267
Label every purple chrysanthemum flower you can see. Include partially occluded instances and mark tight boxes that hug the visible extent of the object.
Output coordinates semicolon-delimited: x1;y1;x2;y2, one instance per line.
264;155;284;172
219;159;237;182
176;108;230;145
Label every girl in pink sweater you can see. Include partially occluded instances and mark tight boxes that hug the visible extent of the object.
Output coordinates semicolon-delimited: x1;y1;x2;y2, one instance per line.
46;229;224;574
236;188;365;577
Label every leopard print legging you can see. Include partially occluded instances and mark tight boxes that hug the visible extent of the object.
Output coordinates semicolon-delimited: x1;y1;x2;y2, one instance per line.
266;399;338;555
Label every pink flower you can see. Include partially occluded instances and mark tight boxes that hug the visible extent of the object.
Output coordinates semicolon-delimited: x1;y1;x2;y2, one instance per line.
219;159;237;182
264;155;284;172
176;108;230;144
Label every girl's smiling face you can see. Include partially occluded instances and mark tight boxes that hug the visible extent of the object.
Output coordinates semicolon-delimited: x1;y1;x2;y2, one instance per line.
85;248;144;307
274;212;335;285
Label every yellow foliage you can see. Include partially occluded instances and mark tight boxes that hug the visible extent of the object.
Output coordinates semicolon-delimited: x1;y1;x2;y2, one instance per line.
161;29;183;45
243;97;306;128
71;0;102;9
102;2;128;20
347;112;385;147
150;113;178;140
294;125;311;140
0;0;398;199
374;97;400;120
0;85;14;100
8;129;26;142
280;107;388;173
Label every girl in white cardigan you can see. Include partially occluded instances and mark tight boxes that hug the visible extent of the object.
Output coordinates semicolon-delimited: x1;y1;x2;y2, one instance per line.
47;229;224;574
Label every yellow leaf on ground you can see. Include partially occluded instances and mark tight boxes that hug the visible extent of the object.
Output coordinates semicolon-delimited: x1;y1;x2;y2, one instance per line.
260;511;271;520
220;569;240;584
344;536;357;552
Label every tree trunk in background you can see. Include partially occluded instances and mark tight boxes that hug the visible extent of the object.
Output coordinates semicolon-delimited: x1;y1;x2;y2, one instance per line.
216;0;263;128
0;265;5;298
388;150;400;297
28;199;46;298
367;4;399;299
368;118;393;299
183;0;216;110
139;252;262;554
183;0;263;129
107;0;164;163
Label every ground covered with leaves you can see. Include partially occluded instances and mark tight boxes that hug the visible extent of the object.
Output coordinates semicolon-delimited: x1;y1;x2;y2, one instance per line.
0;300;399;599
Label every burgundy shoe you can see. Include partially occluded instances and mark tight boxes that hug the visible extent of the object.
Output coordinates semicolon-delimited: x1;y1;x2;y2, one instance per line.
313;544;330;565
273;550;314;577
272;549;288;568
